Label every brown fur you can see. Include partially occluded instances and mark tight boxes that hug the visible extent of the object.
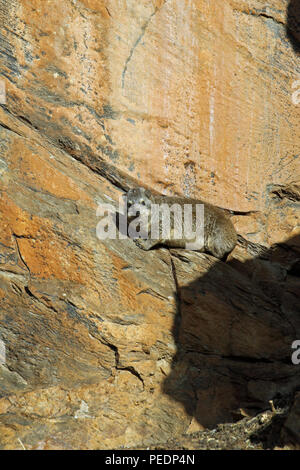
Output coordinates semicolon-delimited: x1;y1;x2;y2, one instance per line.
126;187;237;260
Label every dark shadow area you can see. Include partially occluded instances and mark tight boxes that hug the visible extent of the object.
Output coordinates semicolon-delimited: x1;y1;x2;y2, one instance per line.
249;401;291;449
287;0;300;53
162;234;300;447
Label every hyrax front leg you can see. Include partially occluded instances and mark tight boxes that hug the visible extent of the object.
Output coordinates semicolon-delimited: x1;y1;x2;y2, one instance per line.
134;238;160;251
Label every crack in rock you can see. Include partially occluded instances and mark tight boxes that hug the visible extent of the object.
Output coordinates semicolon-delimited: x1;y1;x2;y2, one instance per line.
122;7;159;90
12;234;31;279
233;7;285;27
99;337;145;388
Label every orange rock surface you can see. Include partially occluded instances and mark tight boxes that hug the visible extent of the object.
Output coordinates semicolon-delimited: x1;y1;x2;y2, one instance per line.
0;0;299;449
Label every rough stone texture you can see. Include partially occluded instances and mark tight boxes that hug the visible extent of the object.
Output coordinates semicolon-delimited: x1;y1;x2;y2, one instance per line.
0;0;299;449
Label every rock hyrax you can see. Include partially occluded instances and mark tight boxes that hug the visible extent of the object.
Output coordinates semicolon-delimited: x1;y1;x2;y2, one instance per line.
125;187;237;260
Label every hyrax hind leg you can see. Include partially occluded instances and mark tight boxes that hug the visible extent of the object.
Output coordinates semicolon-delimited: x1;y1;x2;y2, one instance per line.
206;222;237;260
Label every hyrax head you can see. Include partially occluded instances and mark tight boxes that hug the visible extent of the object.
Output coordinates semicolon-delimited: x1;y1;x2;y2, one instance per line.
126;187;152;208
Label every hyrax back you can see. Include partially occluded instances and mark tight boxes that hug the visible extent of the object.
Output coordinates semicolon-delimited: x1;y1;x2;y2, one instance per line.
126;187;237;260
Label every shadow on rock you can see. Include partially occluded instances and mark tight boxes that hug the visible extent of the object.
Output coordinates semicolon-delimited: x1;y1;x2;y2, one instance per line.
287;0;300;53
162;234;300;437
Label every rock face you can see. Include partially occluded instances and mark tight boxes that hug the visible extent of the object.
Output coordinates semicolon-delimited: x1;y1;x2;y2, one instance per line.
0;0;299;449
